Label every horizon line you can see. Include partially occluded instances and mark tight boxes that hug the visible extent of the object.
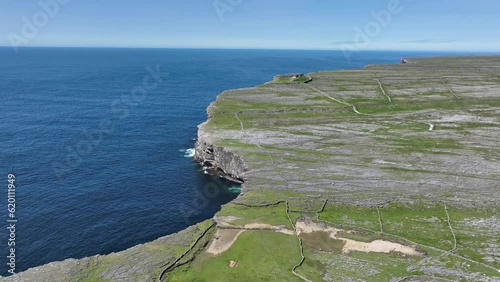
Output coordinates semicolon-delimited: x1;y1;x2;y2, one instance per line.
0;45;499;53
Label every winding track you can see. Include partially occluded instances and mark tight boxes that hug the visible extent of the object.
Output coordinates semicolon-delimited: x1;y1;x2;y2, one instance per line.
444;203;457;253
303;82;365;115
376;79;392;102
440;77;462;100
235;113;244;131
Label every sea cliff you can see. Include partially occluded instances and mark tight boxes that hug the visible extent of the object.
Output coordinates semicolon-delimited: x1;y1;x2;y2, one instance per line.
194;120;246;184
3;56;500;281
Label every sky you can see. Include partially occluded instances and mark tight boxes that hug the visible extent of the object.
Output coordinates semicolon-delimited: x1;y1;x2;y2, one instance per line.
0;0;499;51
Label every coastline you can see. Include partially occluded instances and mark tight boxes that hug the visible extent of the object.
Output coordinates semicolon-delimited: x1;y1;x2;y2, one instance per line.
4;55;500;281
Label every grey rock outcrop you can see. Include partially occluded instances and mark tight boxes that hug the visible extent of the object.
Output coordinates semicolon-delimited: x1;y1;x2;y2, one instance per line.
194;121;246;184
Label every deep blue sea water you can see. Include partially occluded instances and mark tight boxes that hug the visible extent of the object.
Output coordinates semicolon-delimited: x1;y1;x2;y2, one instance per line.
0;47;481;275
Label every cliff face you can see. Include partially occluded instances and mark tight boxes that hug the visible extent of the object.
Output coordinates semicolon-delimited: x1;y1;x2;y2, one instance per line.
193;121;246;184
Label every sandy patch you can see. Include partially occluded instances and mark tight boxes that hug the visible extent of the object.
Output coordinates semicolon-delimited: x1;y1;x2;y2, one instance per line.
206;229;245;255
296;219;422;256
295;219;345;237
339;238;422;256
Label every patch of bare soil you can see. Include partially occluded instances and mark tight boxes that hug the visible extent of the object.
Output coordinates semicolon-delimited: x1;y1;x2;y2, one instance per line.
341;239;421;256
206;229;245;255
296;219;422;256
295;219;344;237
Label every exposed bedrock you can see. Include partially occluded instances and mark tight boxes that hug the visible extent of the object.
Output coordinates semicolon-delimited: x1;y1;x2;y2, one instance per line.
194;122;246;184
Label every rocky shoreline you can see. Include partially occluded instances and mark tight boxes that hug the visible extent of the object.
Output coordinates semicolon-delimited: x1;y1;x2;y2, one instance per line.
193;121;246;185
3;56;500;281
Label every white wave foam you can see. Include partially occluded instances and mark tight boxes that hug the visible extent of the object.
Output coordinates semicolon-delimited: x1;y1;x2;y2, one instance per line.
184;148;196;158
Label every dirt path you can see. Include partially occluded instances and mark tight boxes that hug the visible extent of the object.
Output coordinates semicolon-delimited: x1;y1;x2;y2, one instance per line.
305;84;365;115
376;79;392;102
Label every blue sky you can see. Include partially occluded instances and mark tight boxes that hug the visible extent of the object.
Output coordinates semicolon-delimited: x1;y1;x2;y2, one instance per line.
1;0;499;51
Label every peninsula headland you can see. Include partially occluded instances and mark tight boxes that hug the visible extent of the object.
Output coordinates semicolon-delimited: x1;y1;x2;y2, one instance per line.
3;56;500;281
